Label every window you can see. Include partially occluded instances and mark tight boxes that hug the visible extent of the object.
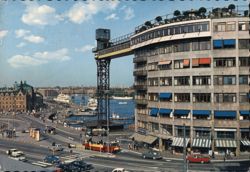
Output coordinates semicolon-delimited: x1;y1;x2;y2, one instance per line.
160;77;172;86
174;60;184;69
148;62;158;71
239;93;248;103
174;76;190;86
214;75;236;85
239;57;250;67
239;75;248;85
148;78;158;86
214;93;236;103
213;57;236;67
193;76;211;85
214;22;226;32
174;93;190;102
239;39;250;49
226;22;236;31
193;93;211;103
174;27;180;34
239;21;249;31
148;93;158;101
192;40;211;51
158;61;172;70
216;131;235;139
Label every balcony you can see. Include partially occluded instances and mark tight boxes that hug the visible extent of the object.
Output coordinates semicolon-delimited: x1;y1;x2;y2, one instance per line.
134;84;147;90
214;119;238;128
135;99;148;105
133;70;147;76
173;118;191;126
133;56;147;63
239;120;250;128
193;119;211;127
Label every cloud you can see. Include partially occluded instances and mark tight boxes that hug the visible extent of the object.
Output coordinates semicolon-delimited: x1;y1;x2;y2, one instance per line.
75;45;93;53
23;35;44;43
16;42;26;48
33;48;70;61
0;30;8;39
7;55;46;68
15;29;30;38
66;1;119;24
21;3;62;26
105;13;119;21
124;7;134;20
8;48;70;68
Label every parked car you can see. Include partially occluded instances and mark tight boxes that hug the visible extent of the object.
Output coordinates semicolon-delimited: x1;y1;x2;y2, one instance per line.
70;160;94;170
112;168;130;172
43;155;61;164
186;154;211;163
142;150;162;160
49;144;64;152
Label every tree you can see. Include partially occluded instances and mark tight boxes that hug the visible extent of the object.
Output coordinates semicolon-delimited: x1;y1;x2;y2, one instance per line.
199;7;207;15
174;10;181;17
228;4;235;12
155;16;162;23
144;21;152;27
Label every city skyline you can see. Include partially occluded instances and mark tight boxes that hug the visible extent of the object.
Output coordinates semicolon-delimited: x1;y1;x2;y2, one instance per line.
0;0;247;87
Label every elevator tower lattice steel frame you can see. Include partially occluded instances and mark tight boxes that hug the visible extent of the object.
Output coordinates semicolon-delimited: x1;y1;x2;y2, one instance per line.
96;59;110;127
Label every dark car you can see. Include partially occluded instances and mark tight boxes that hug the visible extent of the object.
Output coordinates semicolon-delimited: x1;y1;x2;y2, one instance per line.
70;160;94;170
142;150;162;160
43;155;61;164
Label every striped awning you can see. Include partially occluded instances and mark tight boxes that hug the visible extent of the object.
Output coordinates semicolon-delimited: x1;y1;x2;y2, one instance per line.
172;137;190;147
130;133;157;144
215;139;237;148
192;138;211;148
241;139;250;146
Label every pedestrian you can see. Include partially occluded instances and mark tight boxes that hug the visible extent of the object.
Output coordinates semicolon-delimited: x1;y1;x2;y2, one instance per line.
128;143;131;150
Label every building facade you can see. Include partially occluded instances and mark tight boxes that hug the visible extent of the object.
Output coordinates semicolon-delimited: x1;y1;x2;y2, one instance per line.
0;81;40;112
131;7;250;156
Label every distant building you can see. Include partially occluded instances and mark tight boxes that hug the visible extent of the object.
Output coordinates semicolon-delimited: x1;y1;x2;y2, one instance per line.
0;81;43;112
37;88;59;98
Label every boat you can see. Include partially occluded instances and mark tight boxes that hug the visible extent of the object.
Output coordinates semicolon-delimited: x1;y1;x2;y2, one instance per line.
53;94;72;104
87;98;97;111
112;96;133;100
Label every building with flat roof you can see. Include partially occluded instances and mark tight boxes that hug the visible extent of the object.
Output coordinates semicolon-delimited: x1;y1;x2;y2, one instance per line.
131;5;250;156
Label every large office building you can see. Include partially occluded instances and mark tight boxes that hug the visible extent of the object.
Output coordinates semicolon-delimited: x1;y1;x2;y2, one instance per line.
131;6;250;156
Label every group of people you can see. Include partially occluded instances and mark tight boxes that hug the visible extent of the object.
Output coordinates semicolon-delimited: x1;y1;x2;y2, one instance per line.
128;143;139;150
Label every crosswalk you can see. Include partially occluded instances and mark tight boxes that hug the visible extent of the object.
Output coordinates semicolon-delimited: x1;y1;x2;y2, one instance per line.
31;161;53;167
60;154;90;163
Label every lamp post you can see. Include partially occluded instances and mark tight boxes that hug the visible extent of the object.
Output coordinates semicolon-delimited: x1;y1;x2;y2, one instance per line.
183;124;187;172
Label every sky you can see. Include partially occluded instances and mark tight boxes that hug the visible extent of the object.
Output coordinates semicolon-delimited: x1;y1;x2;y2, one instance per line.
0;0;248;87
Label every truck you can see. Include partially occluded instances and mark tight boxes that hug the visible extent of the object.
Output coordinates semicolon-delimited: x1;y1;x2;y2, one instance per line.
6;149;26;161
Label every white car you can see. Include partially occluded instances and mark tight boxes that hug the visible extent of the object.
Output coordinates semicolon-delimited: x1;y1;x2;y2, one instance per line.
6;149;26;162
112;168;130;172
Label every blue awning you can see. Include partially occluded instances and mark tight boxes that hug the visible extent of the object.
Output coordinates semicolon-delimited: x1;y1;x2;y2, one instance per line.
159;93;172;99
192;110;211;116
150;108;159;117
223;39;235;46
174;109;190;116
239;110;250;116
213;40;223;48
214;111;236;118
159;109;172;115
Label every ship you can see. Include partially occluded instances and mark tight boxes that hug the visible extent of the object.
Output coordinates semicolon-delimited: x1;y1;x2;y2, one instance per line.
86;98;98;111
53;93;72;104
112;96;133;100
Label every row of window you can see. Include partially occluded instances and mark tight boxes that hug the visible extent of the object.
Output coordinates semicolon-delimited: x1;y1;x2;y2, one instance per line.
148;93;249;103
148;75;249;86
131;22;209;45
214;21;249;32
145;57;250;71
0;105;25;108
132;21;249;46
134;38;249;59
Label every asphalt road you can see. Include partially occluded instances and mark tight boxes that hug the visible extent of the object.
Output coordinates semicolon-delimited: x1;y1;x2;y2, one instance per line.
1;139;249;172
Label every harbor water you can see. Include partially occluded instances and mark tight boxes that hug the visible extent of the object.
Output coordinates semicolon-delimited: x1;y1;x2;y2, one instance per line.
67;95;135;128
